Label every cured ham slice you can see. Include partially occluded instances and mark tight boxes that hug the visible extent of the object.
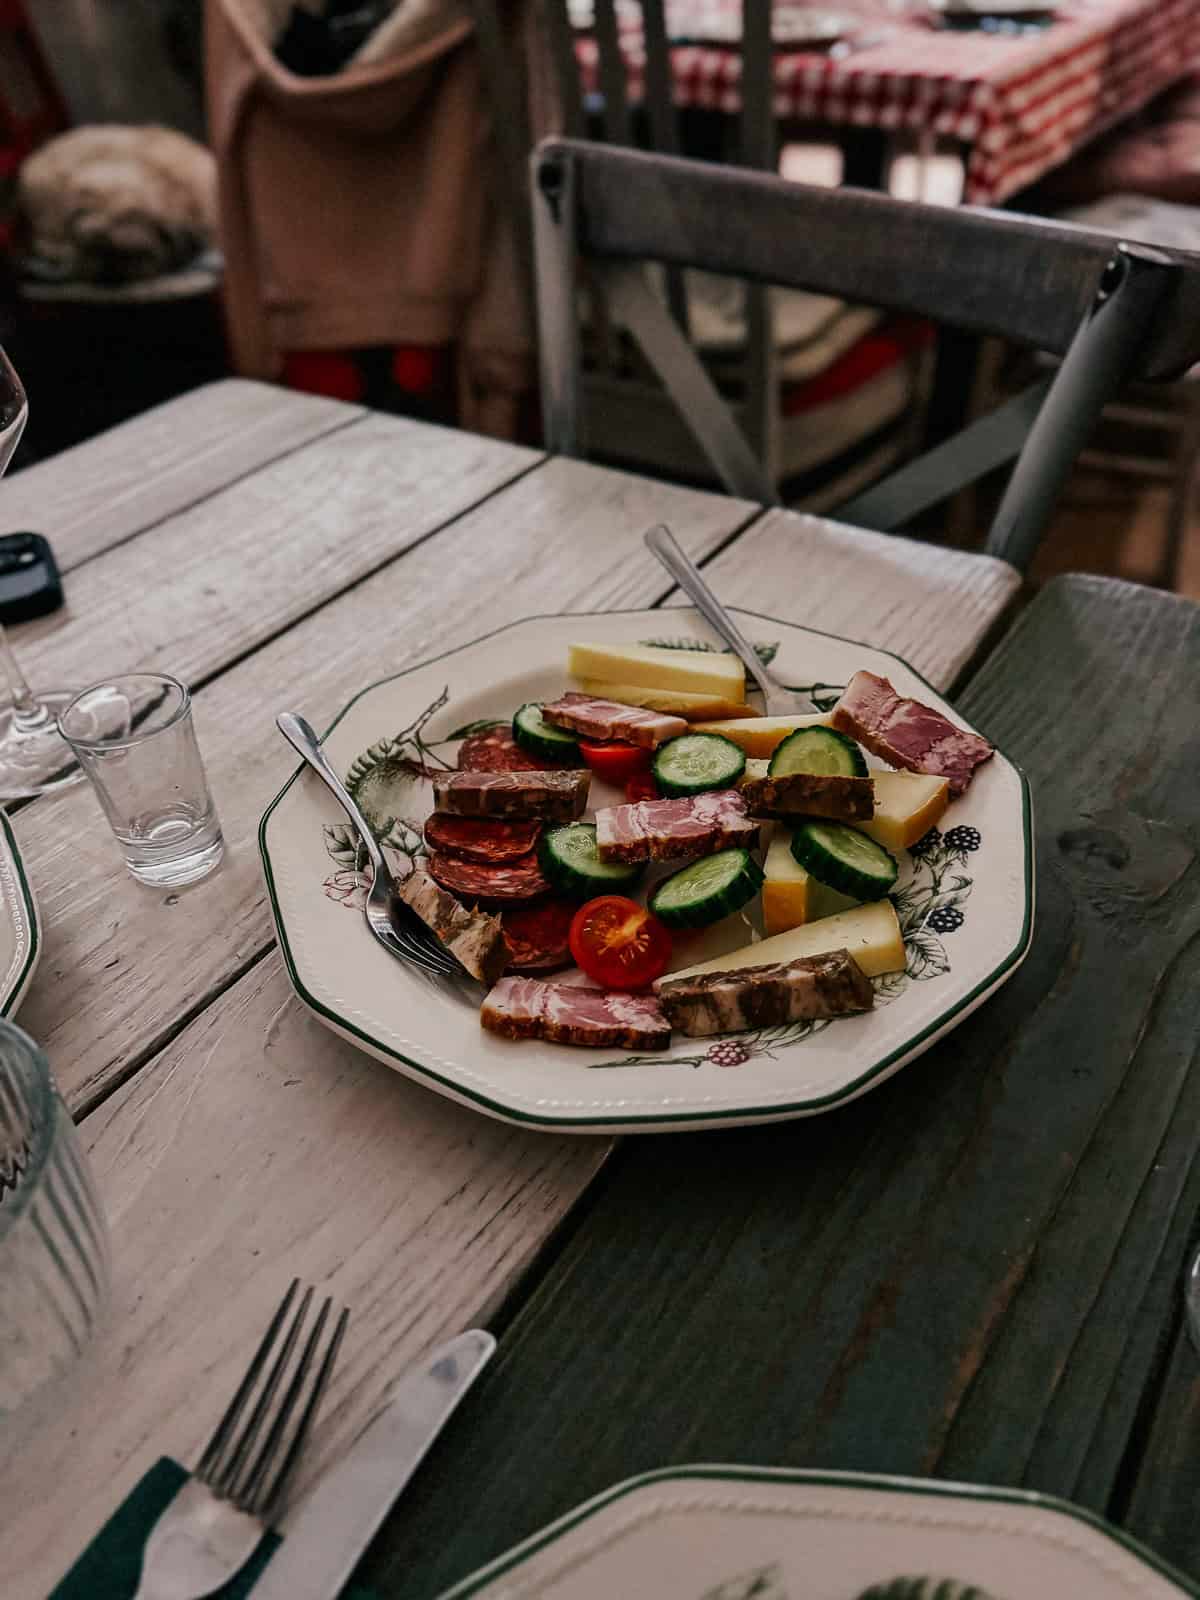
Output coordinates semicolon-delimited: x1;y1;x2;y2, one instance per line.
741;772;874;822
594;789;759;863
541;691;687;750
481;976;671;1050
830;671;993;797
433;768;590;822
399;869;509;984
655;949;873;1037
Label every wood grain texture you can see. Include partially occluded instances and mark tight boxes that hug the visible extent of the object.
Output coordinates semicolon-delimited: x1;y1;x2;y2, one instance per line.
0;953;608;1600
3;413;539;700
681;509;1022;690
0;380;360;571
17;455;756;1115
353;574;1200;1600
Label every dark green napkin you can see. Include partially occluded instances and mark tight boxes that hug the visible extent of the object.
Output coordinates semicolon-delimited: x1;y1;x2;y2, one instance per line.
51;1457;377;1599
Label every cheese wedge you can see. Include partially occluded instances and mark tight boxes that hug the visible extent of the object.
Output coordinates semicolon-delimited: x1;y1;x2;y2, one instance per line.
692;713;829;758
762;828;859;936
567;643;744;699
857;771;950;852
577;678;752;721
669;899;905;981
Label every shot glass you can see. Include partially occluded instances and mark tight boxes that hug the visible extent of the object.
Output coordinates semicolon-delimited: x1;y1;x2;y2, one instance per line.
58;672;224;888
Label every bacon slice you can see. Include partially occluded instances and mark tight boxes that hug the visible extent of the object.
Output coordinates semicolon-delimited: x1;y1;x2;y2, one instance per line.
830;671;993;797
594;788;759;863
541;691;687;750
741;772;874;822
399;868;509;984
654;949;873;1037
481;976;671;1050
432;768;590;822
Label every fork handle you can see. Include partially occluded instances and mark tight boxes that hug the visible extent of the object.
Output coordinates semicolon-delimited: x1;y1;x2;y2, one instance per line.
276;713;387;880
644;524;776;705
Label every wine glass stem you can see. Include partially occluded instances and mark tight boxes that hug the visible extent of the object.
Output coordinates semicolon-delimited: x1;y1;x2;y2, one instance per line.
0;625;51;730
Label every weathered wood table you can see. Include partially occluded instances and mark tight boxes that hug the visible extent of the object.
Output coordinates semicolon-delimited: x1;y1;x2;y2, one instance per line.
0;380;1195;1598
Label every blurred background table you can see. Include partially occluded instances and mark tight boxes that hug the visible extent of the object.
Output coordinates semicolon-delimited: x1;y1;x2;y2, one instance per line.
571;0;1200;198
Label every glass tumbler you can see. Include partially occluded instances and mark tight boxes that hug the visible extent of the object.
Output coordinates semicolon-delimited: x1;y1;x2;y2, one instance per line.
58;672;224;888
0;1019;110;1415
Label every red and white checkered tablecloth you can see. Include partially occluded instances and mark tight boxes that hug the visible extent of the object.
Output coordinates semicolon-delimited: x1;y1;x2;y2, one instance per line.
573;0;1200;205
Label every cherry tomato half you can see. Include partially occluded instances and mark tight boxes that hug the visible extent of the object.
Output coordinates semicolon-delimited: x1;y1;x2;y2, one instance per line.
568;895;672;991
578;740;652;786
625;771;659;803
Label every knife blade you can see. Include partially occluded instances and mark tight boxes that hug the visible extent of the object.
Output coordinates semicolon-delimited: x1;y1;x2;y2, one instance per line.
254;1328;495;1600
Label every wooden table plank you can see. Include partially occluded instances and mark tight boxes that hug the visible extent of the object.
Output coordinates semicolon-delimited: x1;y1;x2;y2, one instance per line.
350;574;1200;1600
4;413;540;702
0;380;361;572
18;454;758;1115
690;510;1021;690
0;952;609;1600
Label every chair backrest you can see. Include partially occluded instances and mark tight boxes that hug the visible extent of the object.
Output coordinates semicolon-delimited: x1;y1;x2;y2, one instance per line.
464;0;786;471
532;137;1200;571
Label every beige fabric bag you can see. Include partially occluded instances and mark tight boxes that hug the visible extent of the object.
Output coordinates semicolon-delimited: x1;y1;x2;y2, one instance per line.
205;0;541;435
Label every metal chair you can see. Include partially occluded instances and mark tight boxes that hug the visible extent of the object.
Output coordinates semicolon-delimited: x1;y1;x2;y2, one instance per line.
532;138;1200;572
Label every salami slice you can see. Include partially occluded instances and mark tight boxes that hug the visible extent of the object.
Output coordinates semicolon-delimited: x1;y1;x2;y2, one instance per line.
426;849;550;905
457;724;563;773
500;898;575;972
423;814;541;864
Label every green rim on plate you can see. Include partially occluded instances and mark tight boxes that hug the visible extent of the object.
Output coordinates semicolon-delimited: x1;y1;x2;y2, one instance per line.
436;1464;1199;1599
259;605;1034;1131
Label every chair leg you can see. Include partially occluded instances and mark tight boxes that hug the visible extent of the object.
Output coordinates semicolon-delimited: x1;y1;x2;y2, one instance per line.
1162;382;1200;591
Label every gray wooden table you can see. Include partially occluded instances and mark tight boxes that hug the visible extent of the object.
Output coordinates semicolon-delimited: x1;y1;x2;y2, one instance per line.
1;380;1194;1598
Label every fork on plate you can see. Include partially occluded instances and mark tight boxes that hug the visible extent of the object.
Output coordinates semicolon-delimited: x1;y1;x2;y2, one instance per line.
133;1279;348;1600
644;523;812;716
276;711;464;980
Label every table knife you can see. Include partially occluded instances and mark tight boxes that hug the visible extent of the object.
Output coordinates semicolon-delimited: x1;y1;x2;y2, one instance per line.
253;1328;495;1600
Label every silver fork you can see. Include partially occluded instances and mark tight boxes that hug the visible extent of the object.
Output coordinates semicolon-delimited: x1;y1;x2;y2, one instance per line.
133;1280;349;1600
644;523;811;716
276;712;462;980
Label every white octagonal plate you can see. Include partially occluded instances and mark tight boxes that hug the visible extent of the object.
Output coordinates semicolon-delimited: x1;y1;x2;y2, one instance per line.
437;1466;1195;1599
0;808;38;1017
259;608;1033;1134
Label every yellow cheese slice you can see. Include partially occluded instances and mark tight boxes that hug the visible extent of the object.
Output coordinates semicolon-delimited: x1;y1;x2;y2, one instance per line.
567;643;745;698
691;713;829;758
858;771;950;852
577;678;753;721
761;828;859;937
667;899;906;982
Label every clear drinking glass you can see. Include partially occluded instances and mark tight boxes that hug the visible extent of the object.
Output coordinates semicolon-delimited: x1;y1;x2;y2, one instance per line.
58;672;224;888
0;1018;110;1415
0;345;85;798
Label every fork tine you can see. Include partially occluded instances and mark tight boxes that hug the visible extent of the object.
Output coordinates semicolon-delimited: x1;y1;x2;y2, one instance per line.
232;1294;331;1511
204;1285;313;1498
257;1304;349;1519
388;913;464;978
196;1279;298;1482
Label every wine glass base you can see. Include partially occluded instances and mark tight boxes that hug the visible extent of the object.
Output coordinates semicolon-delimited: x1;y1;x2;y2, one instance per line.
0;691;86;799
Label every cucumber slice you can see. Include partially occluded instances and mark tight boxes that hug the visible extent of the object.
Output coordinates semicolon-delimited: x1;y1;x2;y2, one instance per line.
539;822;643;899
652;732;746;797
769;725;867;779
649;848;764;929
790;821;897;901
513;702;580;762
